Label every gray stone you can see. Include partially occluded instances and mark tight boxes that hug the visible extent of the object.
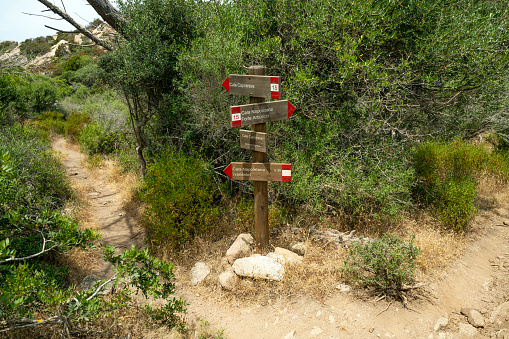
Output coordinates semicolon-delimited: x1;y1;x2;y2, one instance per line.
233;256;284;281
190;262;210;285
289;242;306;256
80;275;98;290
219;268;239;291
226;233;254;264
434;317;449;332
458;323;478;337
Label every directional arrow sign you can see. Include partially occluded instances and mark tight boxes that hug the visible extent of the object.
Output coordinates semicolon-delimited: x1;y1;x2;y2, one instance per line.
240;130;268;153
222;75;280;99
224;162;291;182
230;100;296;127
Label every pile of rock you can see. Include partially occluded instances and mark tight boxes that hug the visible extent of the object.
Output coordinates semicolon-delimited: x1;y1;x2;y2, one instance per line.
308;226;370;247
189;233;306;291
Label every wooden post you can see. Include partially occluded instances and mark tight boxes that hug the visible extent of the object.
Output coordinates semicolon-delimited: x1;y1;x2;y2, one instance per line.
249;65;269;251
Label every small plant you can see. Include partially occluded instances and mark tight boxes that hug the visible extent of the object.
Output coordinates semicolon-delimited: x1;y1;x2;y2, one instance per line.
140;149;220;249
341;234;421;298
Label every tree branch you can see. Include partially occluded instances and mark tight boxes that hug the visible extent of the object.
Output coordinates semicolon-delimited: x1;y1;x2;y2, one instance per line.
87;273;118;301
0;232;58;264
36;0;113;51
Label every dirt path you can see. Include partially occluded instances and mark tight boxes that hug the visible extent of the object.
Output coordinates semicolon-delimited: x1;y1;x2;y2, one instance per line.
52;138;144;278
53;137;509;338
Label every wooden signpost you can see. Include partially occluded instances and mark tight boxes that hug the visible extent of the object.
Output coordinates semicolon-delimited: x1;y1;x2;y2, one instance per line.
222;74;280;99
222;66;295;250
224;162;292;182
230;100;296;127
239;130;268;153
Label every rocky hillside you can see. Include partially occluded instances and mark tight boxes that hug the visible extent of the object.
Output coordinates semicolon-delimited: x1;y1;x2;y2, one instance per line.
0;22;115;73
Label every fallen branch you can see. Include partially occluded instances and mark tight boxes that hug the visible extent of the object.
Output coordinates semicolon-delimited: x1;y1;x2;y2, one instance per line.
401;282;427;291
0;316;64;333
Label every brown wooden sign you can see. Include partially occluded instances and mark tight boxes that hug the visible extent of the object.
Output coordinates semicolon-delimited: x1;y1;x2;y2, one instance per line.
240;130;268;153
222;75;280;99
224;162;291;182
231;100;296;127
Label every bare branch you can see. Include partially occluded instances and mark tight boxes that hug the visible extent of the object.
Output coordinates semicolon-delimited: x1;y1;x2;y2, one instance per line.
87;273;118;301
22;12;63;20
0;232;58;264
44;25;77;34
36;0;113;51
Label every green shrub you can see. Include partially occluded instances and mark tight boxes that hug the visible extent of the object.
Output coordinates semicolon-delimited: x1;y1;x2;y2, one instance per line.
54;55;94;77
19;37;51;58
30;78;59;113
35;111;66;135
341;234;421;297
140;149;220;249
64;112;91;141
413;140;509;231
79;121;119;155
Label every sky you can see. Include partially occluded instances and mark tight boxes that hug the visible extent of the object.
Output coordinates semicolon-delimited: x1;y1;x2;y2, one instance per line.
0;0;105;42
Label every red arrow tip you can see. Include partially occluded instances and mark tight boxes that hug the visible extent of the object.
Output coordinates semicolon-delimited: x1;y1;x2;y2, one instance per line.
224;163;232;179
288;101;296;118
222;77;230;92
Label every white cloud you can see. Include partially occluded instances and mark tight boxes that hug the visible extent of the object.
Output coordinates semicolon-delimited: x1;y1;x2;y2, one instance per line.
0;0;103;42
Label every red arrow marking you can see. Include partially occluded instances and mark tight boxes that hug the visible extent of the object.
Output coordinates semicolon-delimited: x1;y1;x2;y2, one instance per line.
222;77;230;92
223;163;232;179
288;101;296;118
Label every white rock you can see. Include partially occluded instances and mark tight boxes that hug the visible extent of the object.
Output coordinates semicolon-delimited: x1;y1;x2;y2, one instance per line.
233;256;284;281
273;247;304;265
458;323;478;337
219;268;238;291
289;242;306;256
466;309;484;328
190;262;210;285
310;326;323;337
336;283;351;292
434;317;449;332
226;233;254;264
283;330;296;339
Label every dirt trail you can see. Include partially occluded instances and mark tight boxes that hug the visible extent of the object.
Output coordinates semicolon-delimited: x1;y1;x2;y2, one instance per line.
53;137;509;338
52;138;144;278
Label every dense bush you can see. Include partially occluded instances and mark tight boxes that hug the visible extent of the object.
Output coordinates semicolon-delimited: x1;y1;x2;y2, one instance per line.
342;234;421;296
140;149;220;249
54;54;94;77
414;140;509;231
80;121;119;154
177;0;509;221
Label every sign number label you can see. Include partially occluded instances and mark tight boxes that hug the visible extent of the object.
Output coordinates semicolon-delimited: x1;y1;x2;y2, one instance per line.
270;77;279;99
232;113;241;121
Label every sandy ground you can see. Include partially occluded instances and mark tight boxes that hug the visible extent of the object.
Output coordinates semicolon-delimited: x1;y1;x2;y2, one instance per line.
53;137;509;339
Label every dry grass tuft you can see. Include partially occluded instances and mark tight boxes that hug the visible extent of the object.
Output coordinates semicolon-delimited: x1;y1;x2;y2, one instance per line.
404;213;466;279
